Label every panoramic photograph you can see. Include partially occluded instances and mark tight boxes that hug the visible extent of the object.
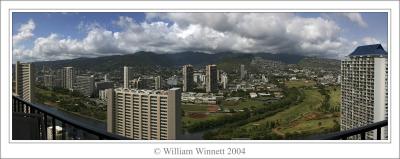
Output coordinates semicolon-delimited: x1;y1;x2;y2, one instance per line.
11;12;388;140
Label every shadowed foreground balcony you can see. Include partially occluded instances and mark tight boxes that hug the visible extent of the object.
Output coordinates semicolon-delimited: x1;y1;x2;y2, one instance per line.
306;120;388;140
12;96;129;140
12;96;388;140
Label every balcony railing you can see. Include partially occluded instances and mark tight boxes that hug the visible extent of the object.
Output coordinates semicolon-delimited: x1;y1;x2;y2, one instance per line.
307;120;388;140
12;96;388;140
12;96;130;140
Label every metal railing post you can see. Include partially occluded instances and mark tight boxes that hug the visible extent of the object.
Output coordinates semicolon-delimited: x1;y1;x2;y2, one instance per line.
52;117;56;140
361;132;366;140
62;122;66;140
43;114;48;140
377;128;381;140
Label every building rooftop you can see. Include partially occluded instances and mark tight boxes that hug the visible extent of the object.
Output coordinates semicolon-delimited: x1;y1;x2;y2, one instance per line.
115;87;180;95
349;44;387;57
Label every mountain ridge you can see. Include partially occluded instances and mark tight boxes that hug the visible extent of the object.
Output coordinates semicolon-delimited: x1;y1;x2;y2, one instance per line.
32;51;339;72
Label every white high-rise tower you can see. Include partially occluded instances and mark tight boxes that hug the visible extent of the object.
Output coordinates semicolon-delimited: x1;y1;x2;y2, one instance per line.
124;66;129;88
341;44;388;140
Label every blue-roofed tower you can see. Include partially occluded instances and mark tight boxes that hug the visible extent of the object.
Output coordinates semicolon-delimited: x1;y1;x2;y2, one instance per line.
341;44;388;140
349;44;387;57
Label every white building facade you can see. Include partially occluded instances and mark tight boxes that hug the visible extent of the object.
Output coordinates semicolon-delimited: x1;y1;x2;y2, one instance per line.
340;44;388;140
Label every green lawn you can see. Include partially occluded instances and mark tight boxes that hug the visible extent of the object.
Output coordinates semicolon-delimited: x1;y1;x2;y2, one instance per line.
182;104;209;112
182;116;207;124
328;86;341;108
242;89;323;130
239;85;342;138
220;99;265;110
182;113;228;128
280;117;339;135
34;86;107;121
285;80;316;88
35;87;78;100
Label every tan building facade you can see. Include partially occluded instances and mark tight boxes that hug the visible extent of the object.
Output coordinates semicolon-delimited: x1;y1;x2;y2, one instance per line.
61;67;74;90
107;88;181;140
14;61;34;102
74;75;95;97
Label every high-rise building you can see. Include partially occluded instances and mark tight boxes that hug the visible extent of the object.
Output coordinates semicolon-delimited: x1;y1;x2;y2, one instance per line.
221;73;228;89
182;65;194;92
104;74;109;82
95;81;114;97
130;78;140;89
200;74;206;86
341;44;388;140
44;70;62;89
124;66;129;89
166;75;179;87
53;69;63;88
44;74;55;88
99;90;107;101
155;76;162;90
14;61;34;102
217;69;221;82
193;72;202;84
61;67;74;90
240;64;246;80
74;75;95;97
206;64;218;93
129;77;152;89
107;88;181;140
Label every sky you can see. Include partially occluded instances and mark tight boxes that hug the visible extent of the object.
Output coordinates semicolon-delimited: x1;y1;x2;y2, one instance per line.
12;12;388;63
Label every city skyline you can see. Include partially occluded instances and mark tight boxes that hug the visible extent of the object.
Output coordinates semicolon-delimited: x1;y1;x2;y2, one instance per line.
11;42;389;141
12;12;388;63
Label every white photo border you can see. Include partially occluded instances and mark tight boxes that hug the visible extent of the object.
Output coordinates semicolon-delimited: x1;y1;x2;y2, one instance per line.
1;1;399;158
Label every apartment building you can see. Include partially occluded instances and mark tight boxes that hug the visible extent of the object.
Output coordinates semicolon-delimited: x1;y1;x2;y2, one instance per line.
14;61;34;102
182;65;194;92
107;88;181;140
341;44;388;139
206;64;218;93
74;75;95;97
61;67;74;90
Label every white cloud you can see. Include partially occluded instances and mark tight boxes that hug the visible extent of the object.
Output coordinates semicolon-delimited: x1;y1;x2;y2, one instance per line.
361;36;387;51
147;13;348;56
362;36;380;45
13;19;35;45
339;13;368;28
14;13;374;62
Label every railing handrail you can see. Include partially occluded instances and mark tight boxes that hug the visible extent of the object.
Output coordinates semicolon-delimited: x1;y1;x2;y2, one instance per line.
12;96;130;140
306;120;388;140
